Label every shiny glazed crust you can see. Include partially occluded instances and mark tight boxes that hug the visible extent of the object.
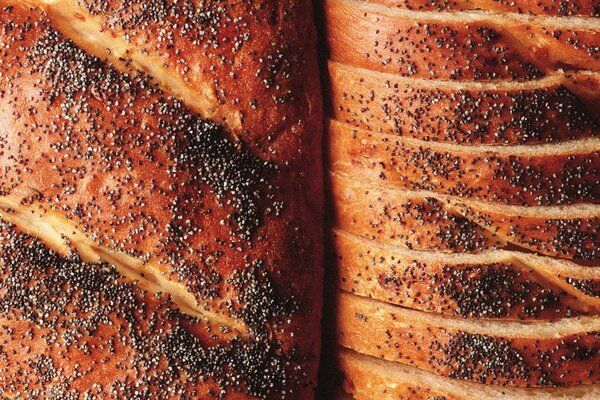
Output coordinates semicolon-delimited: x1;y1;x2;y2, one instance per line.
324;0;600;80
328;120;600;206
333;229;600;320
362;0;600;16
0;2;323;398
336;292;600;388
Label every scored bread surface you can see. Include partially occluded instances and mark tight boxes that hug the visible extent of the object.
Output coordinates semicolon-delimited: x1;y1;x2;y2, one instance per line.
0;1;324;398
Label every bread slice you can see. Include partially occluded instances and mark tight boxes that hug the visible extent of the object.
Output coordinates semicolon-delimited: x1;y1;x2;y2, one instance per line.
329;119;600;206
330;172;600;259
336;291;600;387
324;0;600;79
338;348;600;400
329;172;504;253
361;0;600;17
333;228;600;320
447;200;600;260
327;61;600;144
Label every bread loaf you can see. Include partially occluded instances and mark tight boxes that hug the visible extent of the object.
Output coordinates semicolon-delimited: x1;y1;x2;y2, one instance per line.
0;1;323;398
322;0;600;397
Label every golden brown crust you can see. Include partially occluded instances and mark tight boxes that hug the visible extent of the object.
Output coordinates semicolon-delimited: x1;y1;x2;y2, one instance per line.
328;120;600;206
336;292;600;388
43;0;322;147
329;173;600;259
0;219;305;399
338;349;600;400
324;0;600;80
0;2;323;398
448;201;600;260
333;229;600;320
329;173;503;253
362;0;600;16
327;62;600;145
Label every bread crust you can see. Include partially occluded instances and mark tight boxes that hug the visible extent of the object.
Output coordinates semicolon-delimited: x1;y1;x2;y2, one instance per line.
336;291;600;388
324;0;600;80
361;0;600;16
338;349;600;400
329;173;503;253
0;220;303;399
329;120;600;206
333;229;600;320
330;173;600;259
41;0;322;146
0;3;323;398
327;62;600;145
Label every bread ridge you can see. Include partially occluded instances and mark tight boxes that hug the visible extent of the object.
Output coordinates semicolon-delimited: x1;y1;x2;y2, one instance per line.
328;119;600;206
332;228;600;320
324;0;600;80
327;61;600;145
336;291;600;387
329;172;600;260
338;348;600;400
